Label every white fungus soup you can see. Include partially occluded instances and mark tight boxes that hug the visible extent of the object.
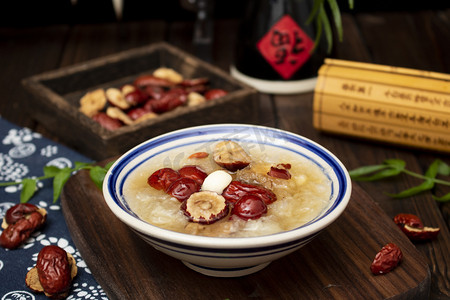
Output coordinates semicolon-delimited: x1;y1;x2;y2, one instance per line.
123;140;331;237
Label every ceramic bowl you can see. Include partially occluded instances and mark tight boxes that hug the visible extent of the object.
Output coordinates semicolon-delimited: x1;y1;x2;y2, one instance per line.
102;124;351;277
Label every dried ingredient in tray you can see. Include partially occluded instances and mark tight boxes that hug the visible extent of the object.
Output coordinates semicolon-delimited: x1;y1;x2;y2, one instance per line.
79;67;229;131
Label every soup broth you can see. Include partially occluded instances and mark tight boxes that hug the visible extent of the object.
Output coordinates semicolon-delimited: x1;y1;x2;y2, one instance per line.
123;142;331;237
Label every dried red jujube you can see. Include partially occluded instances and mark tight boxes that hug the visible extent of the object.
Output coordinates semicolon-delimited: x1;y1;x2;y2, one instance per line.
178;165;208;186
147;168;181;191
232;194;268;220
370;243;403;275
166;177;200;202
222;181;277;205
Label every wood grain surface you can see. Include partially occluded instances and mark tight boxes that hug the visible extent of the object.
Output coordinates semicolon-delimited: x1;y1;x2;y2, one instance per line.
61;166;430;300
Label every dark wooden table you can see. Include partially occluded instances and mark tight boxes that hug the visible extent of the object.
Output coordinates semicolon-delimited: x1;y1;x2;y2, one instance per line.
0;6;449;299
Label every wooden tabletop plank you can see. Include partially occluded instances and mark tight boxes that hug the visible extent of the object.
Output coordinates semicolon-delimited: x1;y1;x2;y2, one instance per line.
355;11;448;71
333;14;372;63
0;26;70;129
60;20;168;67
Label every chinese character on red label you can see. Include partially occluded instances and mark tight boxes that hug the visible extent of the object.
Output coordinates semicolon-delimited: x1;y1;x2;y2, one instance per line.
257;15;314;80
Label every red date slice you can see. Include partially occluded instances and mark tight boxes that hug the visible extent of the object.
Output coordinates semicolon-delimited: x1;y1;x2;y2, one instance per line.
179;78;209;93
400;225;440;241
92;112;123;130
147;168;181;191
124;89;148;106
178;165;207;186
167;177;200;202
142;85;165;100
393;213;424;229
134;75;174;88
204;89;228;100
222;181;277;205
143;99;155;112
393;213;440;241
278;163;291;169
232;195;267;220
148;90;187;113
213;141;251;172
181;191;229;224
188;152;209;159
267;166;291;179
185;85;208;94
127;107;151;120
179;77;209;87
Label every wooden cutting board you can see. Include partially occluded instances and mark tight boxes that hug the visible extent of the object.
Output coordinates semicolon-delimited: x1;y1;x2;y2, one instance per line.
61;167;431;300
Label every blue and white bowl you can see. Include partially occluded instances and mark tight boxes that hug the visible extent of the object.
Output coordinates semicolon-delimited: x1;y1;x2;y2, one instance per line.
103;124;352;277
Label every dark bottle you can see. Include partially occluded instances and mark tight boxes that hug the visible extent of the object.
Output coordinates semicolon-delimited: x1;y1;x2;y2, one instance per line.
231;0;327;92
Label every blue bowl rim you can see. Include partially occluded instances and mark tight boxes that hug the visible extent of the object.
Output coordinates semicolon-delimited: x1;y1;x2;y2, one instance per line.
102;124;352;249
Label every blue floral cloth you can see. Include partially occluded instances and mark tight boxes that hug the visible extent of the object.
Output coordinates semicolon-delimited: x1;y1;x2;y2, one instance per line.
0;117;108;300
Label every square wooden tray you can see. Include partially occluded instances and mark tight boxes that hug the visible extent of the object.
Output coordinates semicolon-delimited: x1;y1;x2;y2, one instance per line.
22;42;259;160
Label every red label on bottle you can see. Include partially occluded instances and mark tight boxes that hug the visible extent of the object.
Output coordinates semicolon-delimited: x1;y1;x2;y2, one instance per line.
257;15;314;80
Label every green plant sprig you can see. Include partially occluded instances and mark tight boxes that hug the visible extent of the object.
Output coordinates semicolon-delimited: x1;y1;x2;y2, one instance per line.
0;161;115;204
307;0;354;53
349;159;450;202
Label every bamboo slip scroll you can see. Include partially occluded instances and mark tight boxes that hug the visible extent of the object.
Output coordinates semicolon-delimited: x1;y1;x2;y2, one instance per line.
313;59;450;153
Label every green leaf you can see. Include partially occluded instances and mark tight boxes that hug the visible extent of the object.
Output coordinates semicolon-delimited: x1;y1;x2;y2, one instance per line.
20;178;37;203
435;159;450;176
433;192;450;202
306;0;324;24
351;159;405;181
318;6;333;53
326;0;343;41
312;10;324;53
89;166;108;190
43;166;62;177
384;159;406;170
387;179;434;198
0;180;21;187
52;168;73;203
75;161;94;170
0;160;114;203
104;160;116;171
349;164;389;178
424;159;441;178
354;167;404;181
350;158;450;201
347;0;354;9
306;0;352;54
